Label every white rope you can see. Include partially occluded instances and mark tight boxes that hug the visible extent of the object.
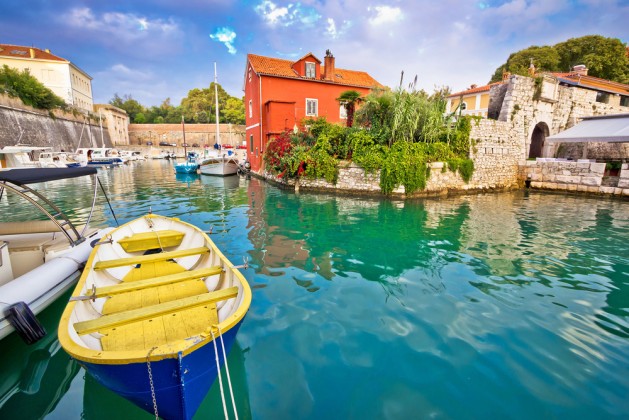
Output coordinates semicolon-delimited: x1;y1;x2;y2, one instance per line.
210;328;229;420
218;325;239;420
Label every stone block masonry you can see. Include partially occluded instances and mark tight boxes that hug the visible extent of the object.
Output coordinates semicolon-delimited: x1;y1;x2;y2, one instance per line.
521;161;629;196
0;93;111;151
128;124;245;148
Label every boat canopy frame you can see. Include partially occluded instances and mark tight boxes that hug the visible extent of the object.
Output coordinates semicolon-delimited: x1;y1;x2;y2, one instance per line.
0;167;105;246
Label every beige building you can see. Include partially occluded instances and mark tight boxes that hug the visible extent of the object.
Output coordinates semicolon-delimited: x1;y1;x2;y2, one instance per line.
94;104;130;146
446;82;502;117
0;44;94;113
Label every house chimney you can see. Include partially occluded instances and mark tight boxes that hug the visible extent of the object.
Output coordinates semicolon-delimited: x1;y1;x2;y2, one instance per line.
29;48;35;59
572;64;588;76
470;84;477;89
45;49;50;53
323;49;335;81
502;71;511;81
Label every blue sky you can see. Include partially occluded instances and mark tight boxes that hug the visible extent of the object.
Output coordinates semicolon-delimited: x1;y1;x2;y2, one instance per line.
2;0;627;106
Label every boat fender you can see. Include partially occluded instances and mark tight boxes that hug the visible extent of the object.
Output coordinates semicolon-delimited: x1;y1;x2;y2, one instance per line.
3;302;47;344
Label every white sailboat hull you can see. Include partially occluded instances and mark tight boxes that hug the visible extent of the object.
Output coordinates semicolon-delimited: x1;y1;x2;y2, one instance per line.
199;156;239;176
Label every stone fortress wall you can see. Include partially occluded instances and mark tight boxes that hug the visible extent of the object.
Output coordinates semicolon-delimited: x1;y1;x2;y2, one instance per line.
128;124;246;149
0;93;112;151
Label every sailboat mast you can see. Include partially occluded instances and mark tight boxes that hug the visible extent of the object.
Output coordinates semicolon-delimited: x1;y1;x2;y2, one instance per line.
214;62;220;146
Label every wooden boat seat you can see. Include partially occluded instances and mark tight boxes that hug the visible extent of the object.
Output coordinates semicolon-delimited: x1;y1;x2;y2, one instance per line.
75;266;223;299
74;286;239;335
94;246;210;271
117;230;185;252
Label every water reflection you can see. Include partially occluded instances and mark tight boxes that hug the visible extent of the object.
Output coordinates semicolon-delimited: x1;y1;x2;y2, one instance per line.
0;293;79;419
1;162;627;418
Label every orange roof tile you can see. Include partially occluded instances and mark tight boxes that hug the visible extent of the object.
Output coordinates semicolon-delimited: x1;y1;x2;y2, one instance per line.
549;72;629;96
0;44;67;62
247;53;383;89
448;82;502;98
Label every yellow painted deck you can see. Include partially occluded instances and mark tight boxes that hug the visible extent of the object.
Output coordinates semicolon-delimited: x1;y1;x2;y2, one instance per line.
79;258;234;352
116;229;185;252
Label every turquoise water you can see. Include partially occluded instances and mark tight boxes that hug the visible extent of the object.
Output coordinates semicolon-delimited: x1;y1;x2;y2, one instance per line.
1;160;628;419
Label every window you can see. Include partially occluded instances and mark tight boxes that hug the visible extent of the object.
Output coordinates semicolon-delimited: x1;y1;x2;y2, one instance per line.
250;135;254;153
305;62;315;78
339;103;347;119
249;100;253;118
620;96;629;107
306;99;318;116
596;92;609;104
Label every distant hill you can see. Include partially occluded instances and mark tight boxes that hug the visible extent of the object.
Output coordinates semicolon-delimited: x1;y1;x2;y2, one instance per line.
489;35;629;84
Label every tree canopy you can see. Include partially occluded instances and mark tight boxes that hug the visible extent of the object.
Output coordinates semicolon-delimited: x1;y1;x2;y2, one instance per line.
489;35;629;84
110;82;245;124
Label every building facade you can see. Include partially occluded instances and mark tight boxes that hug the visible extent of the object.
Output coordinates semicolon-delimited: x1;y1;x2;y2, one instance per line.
244;50;382;173
94;104;130;146
0;44;94;113
447;82;502;117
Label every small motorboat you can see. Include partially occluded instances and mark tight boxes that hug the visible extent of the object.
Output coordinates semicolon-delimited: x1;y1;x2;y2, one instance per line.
58;214;252;420
199;152;239;177
0;167;113;343
174;152;199;174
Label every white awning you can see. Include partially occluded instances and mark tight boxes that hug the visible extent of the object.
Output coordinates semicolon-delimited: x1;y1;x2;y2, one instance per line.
546;113;629;143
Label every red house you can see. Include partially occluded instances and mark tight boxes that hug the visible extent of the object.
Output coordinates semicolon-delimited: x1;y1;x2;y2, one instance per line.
244;50;383;173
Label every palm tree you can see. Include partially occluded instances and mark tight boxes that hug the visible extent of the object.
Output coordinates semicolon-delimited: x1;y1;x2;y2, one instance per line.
336;90;362;128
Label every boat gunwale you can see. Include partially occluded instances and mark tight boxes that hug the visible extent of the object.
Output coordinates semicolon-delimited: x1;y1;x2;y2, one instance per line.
57;214;252;365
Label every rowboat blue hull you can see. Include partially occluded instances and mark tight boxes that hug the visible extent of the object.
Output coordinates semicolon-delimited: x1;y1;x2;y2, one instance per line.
80;319;243;420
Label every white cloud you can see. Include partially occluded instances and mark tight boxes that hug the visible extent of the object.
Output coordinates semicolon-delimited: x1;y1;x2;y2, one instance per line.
367;5;403;25
210;27;237;54
62;7;179;41
109;64;152;81
326;18;337;38
254;1;321;27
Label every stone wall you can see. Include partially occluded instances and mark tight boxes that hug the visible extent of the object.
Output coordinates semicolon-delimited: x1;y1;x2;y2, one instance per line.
0;93;111;150
521;160;629;196
265;123;524;198
495;74;629;159
129;124;245;148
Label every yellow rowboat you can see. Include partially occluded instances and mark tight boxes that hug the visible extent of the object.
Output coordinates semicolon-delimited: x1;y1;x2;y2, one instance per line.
58;214;252;420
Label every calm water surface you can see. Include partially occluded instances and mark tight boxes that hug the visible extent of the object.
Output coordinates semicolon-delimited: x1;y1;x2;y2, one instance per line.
1;160;628;419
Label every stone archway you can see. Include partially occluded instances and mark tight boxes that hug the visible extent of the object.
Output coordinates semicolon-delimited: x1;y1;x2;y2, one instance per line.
528;122;549;159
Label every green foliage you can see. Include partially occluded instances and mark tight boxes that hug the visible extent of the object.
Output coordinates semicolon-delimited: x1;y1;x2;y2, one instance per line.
134;112;146;123
0;65;65;110
336;90;362;127
490;45;559;82
111;94;145;122
446;157;475;182
264;99;476;194
110;81;245;124
489;35;629;84
532;76;543;101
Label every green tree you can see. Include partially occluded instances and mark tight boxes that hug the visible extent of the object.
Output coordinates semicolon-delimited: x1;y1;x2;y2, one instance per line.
489;35;629;84
489;45;560;82
223;97;245;124
336;90;362;127
109;94;145;122
555;35;629;82
134;112;146;123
